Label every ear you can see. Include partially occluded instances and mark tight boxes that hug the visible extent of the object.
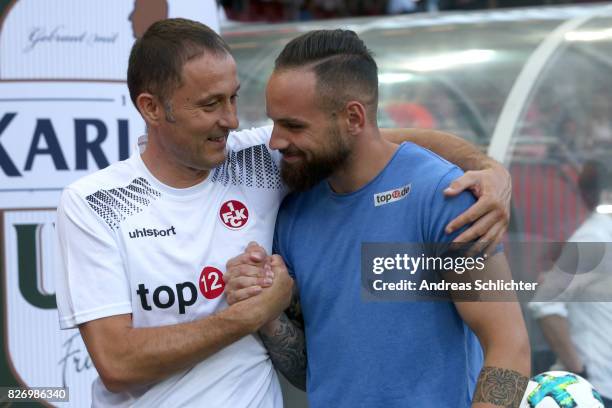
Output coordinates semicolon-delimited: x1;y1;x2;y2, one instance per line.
136;93;164;127
344;101;366;135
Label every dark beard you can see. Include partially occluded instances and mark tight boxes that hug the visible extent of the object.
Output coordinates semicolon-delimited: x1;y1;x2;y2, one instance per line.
281;128;352;192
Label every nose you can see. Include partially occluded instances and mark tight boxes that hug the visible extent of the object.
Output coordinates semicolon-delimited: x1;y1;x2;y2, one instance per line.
219;100;239;130
269;125;289;151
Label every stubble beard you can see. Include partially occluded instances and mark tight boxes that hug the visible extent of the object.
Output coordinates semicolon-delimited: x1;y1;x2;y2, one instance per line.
280;125;352;192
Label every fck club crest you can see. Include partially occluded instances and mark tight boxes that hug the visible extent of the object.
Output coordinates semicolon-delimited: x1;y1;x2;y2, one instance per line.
219;200;249;230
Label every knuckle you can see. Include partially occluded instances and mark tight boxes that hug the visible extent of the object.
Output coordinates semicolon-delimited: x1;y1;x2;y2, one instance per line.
239;265;253;277
233;265;243;276
238;276;252;288
229;277;242;289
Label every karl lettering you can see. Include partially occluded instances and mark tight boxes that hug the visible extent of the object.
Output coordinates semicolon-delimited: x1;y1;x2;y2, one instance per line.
0;112;130;176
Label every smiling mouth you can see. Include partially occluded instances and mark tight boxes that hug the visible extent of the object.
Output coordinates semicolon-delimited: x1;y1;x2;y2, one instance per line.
280;147;304;160
207;134;228;144
282;153;305;163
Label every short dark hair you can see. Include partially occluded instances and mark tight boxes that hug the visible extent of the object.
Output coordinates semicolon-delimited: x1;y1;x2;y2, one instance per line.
127;18;231;108
578;160;610;210
274;29;378;119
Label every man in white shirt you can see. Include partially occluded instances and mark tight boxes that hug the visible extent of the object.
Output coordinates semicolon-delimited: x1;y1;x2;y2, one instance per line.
55;19;295;407
531;160;612;405
55;18;512;407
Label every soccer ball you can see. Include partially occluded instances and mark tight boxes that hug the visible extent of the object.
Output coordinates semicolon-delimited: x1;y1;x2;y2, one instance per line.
521;371;605;408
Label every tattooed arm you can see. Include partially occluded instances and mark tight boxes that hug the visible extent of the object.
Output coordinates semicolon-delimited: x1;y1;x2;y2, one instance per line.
472;367;529;408
259;287;307;391
224;244;307;390
454;253;531;408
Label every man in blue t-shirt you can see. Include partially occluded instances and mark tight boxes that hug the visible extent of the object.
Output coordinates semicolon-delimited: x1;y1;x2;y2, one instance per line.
226;30;530;408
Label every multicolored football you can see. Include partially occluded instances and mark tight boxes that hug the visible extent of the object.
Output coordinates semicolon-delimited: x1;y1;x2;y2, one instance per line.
521;371;604;408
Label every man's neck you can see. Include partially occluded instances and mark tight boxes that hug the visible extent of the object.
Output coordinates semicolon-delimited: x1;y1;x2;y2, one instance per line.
328;128;398;194
141;134;209;189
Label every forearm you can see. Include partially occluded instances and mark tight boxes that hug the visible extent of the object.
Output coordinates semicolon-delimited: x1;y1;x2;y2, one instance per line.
259;313;307;390
382;128;497;171
457;295;531;408
122;309;254;385
82;303;261;392
472;338;531;408
538;314;583;372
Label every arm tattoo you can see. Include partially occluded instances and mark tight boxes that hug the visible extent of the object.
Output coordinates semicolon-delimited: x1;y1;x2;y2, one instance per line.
473;366;529;408
259;293;307;391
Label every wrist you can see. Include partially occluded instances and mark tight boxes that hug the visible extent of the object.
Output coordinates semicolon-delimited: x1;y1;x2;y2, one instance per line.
223;301;266;334
482;157;503;171
259;315;283;336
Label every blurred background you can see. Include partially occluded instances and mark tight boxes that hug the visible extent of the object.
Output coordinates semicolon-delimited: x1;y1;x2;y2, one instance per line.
218;0;610;22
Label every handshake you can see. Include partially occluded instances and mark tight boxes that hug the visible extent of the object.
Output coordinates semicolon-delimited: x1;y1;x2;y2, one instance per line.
224;242;294;331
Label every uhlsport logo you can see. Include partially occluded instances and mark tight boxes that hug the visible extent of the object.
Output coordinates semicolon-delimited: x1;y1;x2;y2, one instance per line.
136;266;226;314
128;225;176;239
373;184;411;207
219;200;249;229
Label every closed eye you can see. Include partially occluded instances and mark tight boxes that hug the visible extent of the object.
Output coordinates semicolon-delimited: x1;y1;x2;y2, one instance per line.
280;121;306;131
204;100;219;108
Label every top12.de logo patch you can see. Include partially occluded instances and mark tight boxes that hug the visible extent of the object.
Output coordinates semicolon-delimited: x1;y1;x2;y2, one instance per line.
219;200;249;229
373;184;411;207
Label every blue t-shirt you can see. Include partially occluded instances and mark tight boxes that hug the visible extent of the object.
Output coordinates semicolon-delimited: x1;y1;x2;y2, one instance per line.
274;143;484;408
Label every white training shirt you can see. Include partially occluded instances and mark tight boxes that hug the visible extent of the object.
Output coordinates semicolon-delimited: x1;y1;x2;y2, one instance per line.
55;126;288;407
530;212;612;399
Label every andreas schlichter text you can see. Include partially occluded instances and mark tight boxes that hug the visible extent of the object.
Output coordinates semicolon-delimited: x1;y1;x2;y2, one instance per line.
372;279;538;292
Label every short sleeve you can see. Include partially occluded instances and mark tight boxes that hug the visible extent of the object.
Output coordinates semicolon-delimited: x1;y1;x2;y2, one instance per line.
426;167;476;244
273;195;297;279
55;188;132;329
228;126;282;166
